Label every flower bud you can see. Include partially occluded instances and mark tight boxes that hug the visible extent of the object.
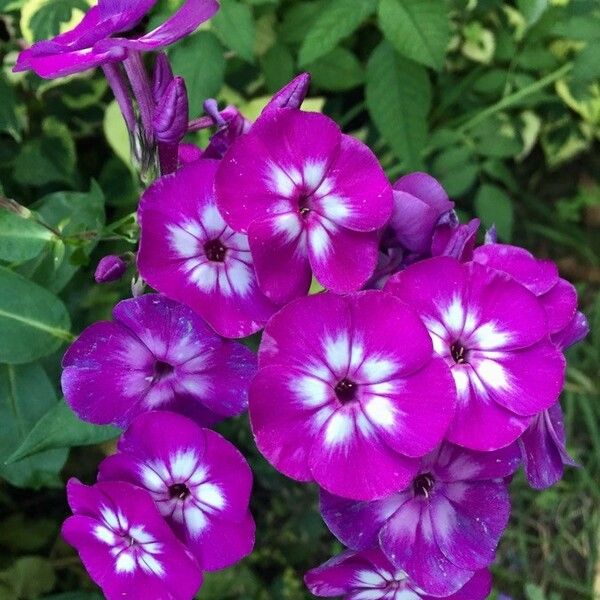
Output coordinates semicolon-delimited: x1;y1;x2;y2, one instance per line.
153;77;188;145
152;52;174;104
262;73;311;115
94;255;127;283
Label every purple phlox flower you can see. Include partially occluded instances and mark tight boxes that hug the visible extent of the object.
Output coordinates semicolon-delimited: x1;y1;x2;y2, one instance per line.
95;254;128;283
518;401;579;490
98;411;255;571
473;243;580;338
431;217;480;261
389;172;454;255
320;443;519;596
61;294;256;427
369;173;454;288
137;159;280;338
262;72;311;115
249;290;456;501
14;0;220;79
215;108;394;303
304;549;492;600
62;478;202;600
385;256;566;451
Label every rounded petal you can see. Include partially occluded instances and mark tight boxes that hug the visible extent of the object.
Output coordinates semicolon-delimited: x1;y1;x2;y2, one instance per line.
248;213;312;304
539;278;578;334
422;570;492;600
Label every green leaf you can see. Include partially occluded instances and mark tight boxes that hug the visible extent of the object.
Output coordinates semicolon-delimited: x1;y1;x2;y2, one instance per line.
0;210;54;263
378;0;450;71
0;73;22;142
17;182;105;293
103;100;131;166
366;42;431;170
13;118;76;187
279;1;324;45
0;363;68;489
42;594;103;600
517;0;548;26
0;514;57;552
572;41;600;84
0;267;71;364
212;0;256;63
308;47;364;91
169;32;226;118
298;0;376;66
261;43;295;93
0;556;56;600
7;399;120;463
432;146;479;197
20;0;89;43
474;184;515;241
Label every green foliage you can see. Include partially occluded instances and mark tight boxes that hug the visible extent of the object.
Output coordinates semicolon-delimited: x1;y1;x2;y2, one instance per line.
0;0;599;598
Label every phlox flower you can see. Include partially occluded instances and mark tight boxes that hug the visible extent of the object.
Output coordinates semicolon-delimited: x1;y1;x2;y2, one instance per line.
62;294;256;427
14;0;219;78
320;443;519;596
305;549;492;600
249;291;456;501
215;108;393;303
385;256;566;451
98;411;255;571
138;159;279;338
62;479;202;600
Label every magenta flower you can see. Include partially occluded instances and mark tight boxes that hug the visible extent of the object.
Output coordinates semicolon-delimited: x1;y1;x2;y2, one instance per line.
472;243;578;337
62;479;202;600
215;108;393;303
385;256;566;451
249;291;456;501
14;0;219;78
98;411;255;571
61;294;256;427
138;160;279;338
519;402;578;490
305;549;492;600
320;443;519;596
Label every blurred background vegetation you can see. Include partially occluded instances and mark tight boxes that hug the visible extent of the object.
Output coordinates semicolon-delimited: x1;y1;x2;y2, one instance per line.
0;0;599;598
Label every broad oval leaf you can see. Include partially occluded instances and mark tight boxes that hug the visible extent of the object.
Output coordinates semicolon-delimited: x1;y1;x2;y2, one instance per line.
212;0;256;63
0;267;71;364
0;362;68;489
366;42;431;171
378;0;450;71
475;184;515;241
0;210;54;262
308;47;365;91
7;399;120;463
298;0;376;67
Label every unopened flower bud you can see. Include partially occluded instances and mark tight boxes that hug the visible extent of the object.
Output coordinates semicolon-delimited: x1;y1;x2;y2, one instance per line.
153;77;188;145
152;52;174;104
94;255;127;283
262;73;311;115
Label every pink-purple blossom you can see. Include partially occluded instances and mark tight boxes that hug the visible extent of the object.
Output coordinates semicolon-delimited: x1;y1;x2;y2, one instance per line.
249;290;456;501
98;411;255;571
305;549;492;600
320;443;519;595
215;108;393;303
61;294;256;427
385;256;566;451
62;478;202;600
13;0;219;78
138;160;280;338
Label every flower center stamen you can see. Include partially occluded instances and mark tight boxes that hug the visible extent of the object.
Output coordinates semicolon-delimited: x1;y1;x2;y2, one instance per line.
204;238;227;262
450;343;468;364
335;378;358;403
298;192;311;218
153;360;174;380
168;483;190;500
412;473;435;497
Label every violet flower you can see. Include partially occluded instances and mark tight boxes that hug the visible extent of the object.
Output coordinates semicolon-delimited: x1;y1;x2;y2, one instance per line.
137;160;280;338
249;290;456;501
62;478;202;600
215;108;393;303
61;294;256;427
94;255;127;283
305;549;492;600
14;0;219;78
320;443;520;596
385;256;566;451
98;411;255;571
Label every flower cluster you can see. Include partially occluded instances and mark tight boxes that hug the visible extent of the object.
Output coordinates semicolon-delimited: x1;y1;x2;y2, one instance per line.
16;2;589;598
